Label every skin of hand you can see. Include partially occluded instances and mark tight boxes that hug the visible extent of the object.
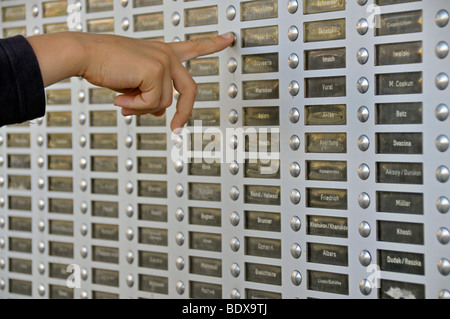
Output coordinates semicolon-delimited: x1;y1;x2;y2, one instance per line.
27;32;234;131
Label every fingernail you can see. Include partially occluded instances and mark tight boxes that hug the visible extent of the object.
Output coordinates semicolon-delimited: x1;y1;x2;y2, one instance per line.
221;32;234;39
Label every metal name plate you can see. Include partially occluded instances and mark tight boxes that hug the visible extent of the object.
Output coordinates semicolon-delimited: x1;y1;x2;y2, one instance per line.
43;22;69;34
92;201;119;218
138;227;168;246
189;281;222;299
245;211;281;232
189;207;222;227
185;31;218;42
308;270;349;295
245;262;282;286
89;111;117;127
9;279;32;296
3;27;26;38
2;5;25;22
189;256;222;277
48;155;73;171
91;178;118;195
242;53;279;74
245;237;281;259
376;162;423;184
49;285;74;299
305;76;346;98
92;268;119;287
246;289;282;299
376;72;423;95
92;291;119;299
241;25;279;48
187;108;220;127
305;47;346;70
9;237;32;253
304;0;345;14
377;220;424;245
244;159;280;179
376;0;421;5
136;113;166;127
188;160;221;177
47;111;72;127
139;251;168;270
195;83;220;101
189;182;221;202
8;217;32;232
376;133;423;154
244;185;281;206
89;88;116;104
306;188;348;210
379;279;425;300
376;102;423;125
49;220;74;237
9;258;32;275
87;18;115;34
137;133;167;151
90;133;117;150
376;10;423;36
137;157;167;174
42;0;67;17
305;104;346;125
184;6;218;27
307;243;348;266
8;175;31;190
7;133;30;148
376;191;423;215
92;246;119;264
7;154;30;169
241;0;278;21
307;215;348;238
190;133;221;152
304;19;346;42
186;58;219;77
48;176;73;193
139;275;168;295
91;156;118;173
376;41;423;66
133;0;163;7
86;0;113;13
189;231;222;252
243;106;280;126
138;180;168;198
134;12;164;32
243;80;280;100
306;161;347;182
305;133;347;153
92;223;119;241
49;263;70;279
138;204;168;222
48;133;73;149
49;241;74;258
49;198;73;215
378;249;424;275
245;133;280;152
9;196;32;211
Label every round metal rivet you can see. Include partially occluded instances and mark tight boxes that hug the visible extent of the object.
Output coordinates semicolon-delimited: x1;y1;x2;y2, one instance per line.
436;104;449;121
125;182;134;194
230;263;241;278
176;232;185;246
359;250;372;267
230;32;238;47
289;108;300;123
171;12;180;26
125;251;134;264
80;201;88;214
173;36;181;42
37;156;45;168
288;25;299;41
437;227;450;245
230;211;240;226
0;258;5;269
436;9;449;27
227;58;238;73
37;135;44;146
358;135;370;151
80;291;88;299
0;156;3;166
436;41;449;59
175;256;185;270
37;177;45;189
290;243;302;259
288;53;299;69
121;0;129;7
287;0;299;14
229;135;238;150
38;220;45;232
438;258;450;276
0;136;3;146
38;241;45;253
358;164;371;180
229;161;239;175
80;179;87;192
32;5;39;17
437;197;450;214
289;135;300;151
357;0;368;6
175;184;184;197
291;271;302;286
0;279;5;290
80;246;88;258
0;217;4;228
289;162;301;177
38;263;45;275
124;115;132;125
173;159;183;173
439;290;450;299
436;135;449;152
121;18;130;31
230;186;240;201
0;197;4;208
0;176;4;187
176;281;185;295
231;289;241;299
126;204;134;218
80;224;88;236
290;189;301;205
38;284;46;296
125;158;133;171
226;6;236;21
79;157;87;169
357;48;369;65
228;84;238;99
36;117;43;125
436;165;450;183
289;80;300;96
126;228;134;241
0;238;5;249
32;26;40;35
358;192;371;209
77;90;86;103
81;268;88;281
125;135;133;148
175;208;184;222
230;237;240;252
436;73;449;90
359;221;371;238
126;274;135;287
357;18;369;35
290;216;301;232
357;77;370;94
79;135;87;147
359;279;372;296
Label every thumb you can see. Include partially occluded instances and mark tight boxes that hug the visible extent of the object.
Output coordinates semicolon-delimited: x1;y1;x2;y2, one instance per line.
168;33;235;63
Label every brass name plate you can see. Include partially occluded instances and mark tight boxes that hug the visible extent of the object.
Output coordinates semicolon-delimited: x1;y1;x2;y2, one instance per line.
133;0;163;7
376;10;423;36
241;25;279;48
306;133;347;153
3;27;26;38
185;31;218;42
9;237;32;254
244;159;280;179
195;83;220;101
9;196;32;211
305;105;346;125
49;198;73;215
189;281;222;299
305;47;346;70
8;175;31;190
376;133;423;154
189;183;221;202
92;223;119;241
190;133;221;152
92;246;119;264
188;160;221;177
9;279;32;296
245;237;281;259
307;215;348;238
48;177;73;193
92;268;119;287
48;155;73;171
138;180;168;198
377;221;424;245
8;217;32;232
376;41;423;65
139;251;168;270
308;270;349;295
89;110;117;127
48;133;72;149
43;22;69;34
138;204;168;222
89;88;116;104
7;133;30;148
306;161;348;182
244;185;281;206
186;57;219;77
8;154;30;169
305;76;346;98
91;178;118;195
139;274;168;295
376;191;423;215
376;162;423;184
189;207;222;227
86;0;114;13
9;258;32;275
304;0;345;14
245;262;282;286
376;102;423;125
43;0;67;17
137;133;167;150
92;200;119;218
2;5;25;22
241;0;278;21
87;18;115;34
378;250;424;275
91;156;118;173
90;133;117;150
379;279;425;300
189;256;222;278
187;108;220;127
243;80;280;100
49;241;74;258
49;220;74;237
243;106;280;126
47;111;72;127
245;211;281;232
376;72;423;95
306;188;348;210
304;19;346;42
139;227;168;246
136;113;166;126
137;157;167;174
184;6;218;27
242;53;279;74
49;285;74;299
134;12;164;32
308;243;348;267
189;232;222;252
49;263;70;279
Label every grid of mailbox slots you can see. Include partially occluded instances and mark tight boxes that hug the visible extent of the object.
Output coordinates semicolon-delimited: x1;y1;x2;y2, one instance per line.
0;0;449;299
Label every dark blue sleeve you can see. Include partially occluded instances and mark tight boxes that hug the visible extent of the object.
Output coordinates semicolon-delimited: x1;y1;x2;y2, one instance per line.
0;35;46;127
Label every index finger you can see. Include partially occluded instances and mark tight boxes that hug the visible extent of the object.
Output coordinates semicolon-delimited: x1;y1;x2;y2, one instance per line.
167;33;235;63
